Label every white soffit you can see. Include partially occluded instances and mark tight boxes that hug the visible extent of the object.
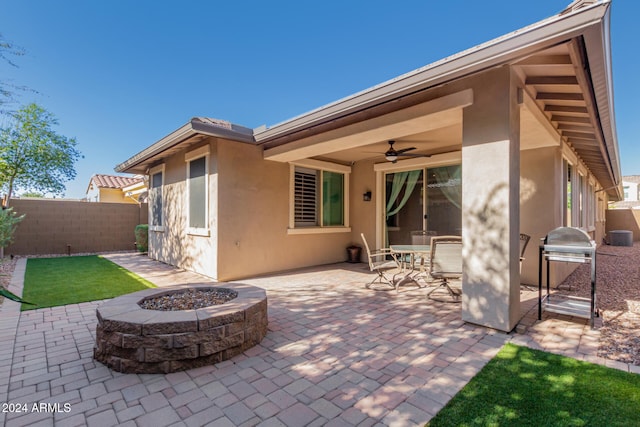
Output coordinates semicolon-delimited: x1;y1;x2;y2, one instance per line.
264;90;472;162
520;90;562;150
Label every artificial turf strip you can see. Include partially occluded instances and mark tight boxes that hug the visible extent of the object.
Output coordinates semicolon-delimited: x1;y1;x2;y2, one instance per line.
427;343;640;427
21;255;155;310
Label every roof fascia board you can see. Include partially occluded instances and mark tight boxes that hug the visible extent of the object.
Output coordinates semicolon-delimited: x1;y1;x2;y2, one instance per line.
581;3;621;198
190;120;255;144
115;123;195;173
115;118;256;173
122;181;145;192
124;188;146;196
253;3;609;144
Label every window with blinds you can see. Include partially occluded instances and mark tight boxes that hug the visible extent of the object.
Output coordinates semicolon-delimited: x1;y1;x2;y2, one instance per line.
293;166;345;228
294;167;319;226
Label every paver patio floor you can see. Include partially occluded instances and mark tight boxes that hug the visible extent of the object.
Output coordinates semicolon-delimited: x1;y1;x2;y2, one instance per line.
0;253;632;426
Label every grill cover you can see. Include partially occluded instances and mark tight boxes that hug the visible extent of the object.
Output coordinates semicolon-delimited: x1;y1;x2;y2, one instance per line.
542;227;595;261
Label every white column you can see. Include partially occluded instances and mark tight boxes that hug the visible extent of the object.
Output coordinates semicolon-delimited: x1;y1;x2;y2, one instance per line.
461;67;521;332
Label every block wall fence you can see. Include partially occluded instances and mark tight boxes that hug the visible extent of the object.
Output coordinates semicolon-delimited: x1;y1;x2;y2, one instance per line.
605;209;640;242
5;199;148;256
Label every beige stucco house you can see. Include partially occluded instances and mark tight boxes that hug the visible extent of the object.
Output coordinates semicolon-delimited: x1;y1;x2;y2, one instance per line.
116;0;621;332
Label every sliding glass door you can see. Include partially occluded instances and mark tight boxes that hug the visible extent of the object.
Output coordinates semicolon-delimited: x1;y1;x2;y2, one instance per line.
385;164;461;245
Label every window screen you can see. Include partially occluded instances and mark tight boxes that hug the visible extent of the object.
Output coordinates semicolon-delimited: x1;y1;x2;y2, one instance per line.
189;156;206;228
150;171;163;227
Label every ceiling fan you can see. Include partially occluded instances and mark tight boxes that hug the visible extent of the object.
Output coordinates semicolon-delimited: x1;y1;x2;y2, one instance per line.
382;140;429;163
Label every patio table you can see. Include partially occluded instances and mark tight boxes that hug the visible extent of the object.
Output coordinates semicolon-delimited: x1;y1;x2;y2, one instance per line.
390;244;431;289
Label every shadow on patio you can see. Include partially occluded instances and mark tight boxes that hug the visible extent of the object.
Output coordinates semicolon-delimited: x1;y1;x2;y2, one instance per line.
2;254;636;426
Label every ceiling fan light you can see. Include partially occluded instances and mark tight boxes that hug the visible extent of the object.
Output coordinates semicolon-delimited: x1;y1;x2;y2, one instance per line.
385;154;398;162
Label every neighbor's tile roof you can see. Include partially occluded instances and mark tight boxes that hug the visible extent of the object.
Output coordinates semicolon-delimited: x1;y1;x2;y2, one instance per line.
92;174;143;189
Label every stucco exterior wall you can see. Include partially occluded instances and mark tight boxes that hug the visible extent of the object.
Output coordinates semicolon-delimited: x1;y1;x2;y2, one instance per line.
100;188;138;204
520;145;610;288
216;139;353;280
520;146;563;285
461;66;521;331
349;159;378;252
148;137;358;281
148;140;218;279
144;69;614;296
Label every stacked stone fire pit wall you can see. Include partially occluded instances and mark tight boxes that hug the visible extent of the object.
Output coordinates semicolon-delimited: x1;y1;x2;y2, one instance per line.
94;283;268;374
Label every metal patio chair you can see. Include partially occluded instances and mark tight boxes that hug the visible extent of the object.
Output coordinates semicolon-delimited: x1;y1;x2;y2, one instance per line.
361;233;400;289
520;233;531;273
410;230;437;272
426;236;463;302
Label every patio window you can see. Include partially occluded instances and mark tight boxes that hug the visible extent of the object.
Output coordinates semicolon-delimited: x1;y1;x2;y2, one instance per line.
587;182;595;228
578;173;585;228
383;164;461;246
186;146;209;236
149;164;164;232
290;161;350;233
564;161;572;227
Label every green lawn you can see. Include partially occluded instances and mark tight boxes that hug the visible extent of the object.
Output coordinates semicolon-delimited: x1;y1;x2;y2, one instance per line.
22;255;155;310
428;343;640;427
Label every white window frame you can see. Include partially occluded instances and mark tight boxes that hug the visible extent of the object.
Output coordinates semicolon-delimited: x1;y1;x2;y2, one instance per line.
149;164;165;232
587;179;595;231
288;159;351;235
185;146;210;237
577;172;586;229
562;139;598;232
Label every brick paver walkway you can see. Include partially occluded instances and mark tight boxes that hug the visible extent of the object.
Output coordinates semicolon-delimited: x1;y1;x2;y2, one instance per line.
0;253;636;426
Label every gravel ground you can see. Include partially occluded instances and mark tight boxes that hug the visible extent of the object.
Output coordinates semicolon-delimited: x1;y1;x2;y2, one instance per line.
555;242;640;365
139;288;237;311
0;256;18;304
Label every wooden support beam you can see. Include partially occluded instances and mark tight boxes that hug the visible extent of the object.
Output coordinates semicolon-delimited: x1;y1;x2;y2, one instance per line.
550;115;591;124
569;141;599;149
557;123;594;132
563;131;596;140
517;55;572;66
536;92;584;101
544;105;588;114
525;76;578;85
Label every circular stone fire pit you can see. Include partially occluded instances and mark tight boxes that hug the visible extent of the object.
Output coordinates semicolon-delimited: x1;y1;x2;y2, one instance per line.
94;283;267;374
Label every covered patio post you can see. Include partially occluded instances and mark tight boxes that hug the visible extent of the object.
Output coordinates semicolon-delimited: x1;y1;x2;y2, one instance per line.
461;66;521;332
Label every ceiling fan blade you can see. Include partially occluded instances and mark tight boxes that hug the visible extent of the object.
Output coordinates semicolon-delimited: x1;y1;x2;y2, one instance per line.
397;153;432;158
395;146;416;154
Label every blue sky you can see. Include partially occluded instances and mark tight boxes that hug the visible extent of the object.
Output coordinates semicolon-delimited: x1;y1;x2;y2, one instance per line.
1;0;638;199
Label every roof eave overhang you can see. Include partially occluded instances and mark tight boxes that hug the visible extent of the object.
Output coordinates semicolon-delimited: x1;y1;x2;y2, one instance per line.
122;181;145;192
581;3;622;199
115;119;256;174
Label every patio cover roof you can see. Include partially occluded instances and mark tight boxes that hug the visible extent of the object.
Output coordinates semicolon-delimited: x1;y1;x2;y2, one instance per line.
115;0;621;198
